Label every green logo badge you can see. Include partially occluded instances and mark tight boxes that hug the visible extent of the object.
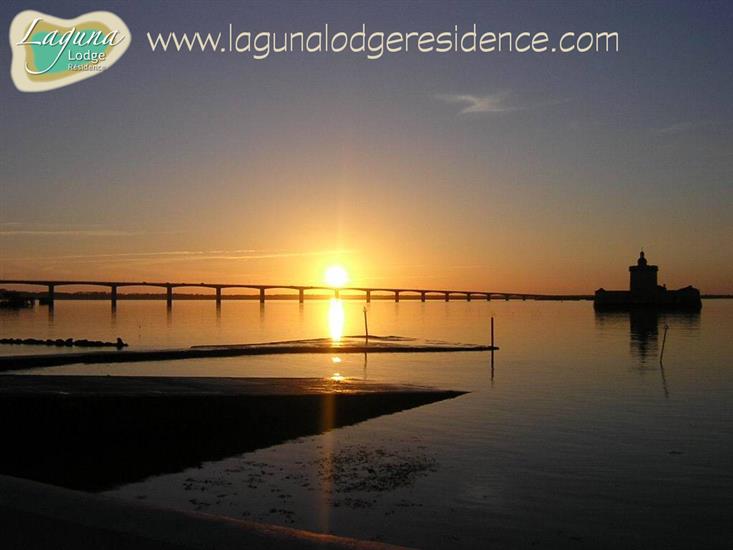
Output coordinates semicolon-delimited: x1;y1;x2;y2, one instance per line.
10;10;130;92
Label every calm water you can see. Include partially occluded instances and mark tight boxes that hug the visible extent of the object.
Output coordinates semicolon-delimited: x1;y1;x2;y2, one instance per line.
1;300;732;548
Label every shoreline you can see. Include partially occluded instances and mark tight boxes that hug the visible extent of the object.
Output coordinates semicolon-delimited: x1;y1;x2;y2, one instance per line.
0;337;496;371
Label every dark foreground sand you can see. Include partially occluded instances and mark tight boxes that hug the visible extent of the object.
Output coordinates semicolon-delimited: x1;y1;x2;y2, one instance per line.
0;474;408;549
0;375;465;490
0;375;462;548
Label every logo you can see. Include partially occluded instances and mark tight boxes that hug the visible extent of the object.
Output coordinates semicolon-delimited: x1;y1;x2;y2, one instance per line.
9;10;130;92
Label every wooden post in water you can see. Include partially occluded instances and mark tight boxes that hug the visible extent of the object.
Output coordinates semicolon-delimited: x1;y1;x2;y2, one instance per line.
490;316;495;382
660;324;669;363
47;284;55;308
363;306;369;345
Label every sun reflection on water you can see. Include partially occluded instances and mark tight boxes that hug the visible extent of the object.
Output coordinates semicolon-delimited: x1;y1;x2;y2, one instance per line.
328;298;344;342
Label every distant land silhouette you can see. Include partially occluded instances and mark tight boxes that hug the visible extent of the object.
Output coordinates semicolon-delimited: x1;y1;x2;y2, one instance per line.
1;286;730;305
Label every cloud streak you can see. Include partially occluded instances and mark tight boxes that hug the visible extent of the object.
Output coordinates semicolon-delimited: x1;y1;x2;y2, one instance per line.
0;229;143;237
4;248;355;264
436;92;517;114
653;119;733;135
0;222;143;237
436;92;568;116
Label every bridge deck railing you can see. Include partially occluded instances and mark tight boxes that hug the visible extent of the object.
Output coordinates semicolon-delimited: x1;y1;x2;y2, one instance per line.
0;279;590;306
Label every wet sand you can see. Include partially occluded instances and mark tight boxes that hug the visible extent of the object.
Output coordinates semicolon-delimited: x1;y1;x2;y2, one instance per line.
0;335;496;371
0;375;466;491
0;474;408;549
0;374;455;396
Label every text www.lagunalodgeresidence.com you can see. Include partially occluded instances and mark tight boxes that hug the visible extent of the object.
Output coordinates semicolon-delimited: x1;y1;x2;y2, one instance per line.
146;24;620;60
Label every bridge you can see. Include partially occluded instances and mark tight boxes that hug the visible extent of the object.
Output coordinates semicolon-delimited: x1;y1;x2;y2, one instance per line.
0;279;591;308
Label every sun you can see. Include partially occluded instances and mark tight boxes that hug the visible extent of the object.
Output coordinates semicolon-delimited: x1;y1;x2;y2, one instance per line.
324;265;349;287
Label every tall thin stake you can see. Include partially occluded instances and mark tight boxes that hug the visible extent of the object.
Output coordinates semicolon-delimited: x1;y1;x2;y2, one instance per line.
490;316;495;382
363;306;369;344
660;323;669;364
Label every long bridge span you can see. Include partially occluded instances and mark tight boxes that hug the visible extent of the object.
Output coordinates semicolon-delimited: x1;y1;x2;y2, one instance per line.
0;279;590;308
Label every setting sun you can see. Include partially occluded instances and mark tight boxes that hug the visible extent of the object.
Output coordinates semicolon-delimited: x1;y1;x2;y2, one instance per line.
324;265;349;287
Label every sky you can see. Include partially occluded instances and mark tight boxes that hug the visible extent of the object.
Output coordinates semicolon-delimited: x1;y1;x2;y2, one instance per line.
1;0;731;293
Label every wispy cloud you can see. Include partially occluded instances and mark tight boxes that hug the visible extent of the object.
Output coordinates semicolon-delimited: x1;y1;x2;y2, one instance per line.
0;222;142;237
435;92;518;115
653;119;733;135
0;229;143;237
5;248;355;264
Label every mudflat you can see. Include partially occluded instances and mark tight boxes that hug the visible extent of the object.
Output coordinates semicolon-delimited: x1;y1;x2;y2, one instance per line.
0;374;466;491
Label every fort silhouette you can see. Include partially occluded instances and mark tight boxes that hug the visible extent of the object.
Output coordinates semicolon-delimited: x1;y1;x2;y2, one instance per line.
594;251;702;310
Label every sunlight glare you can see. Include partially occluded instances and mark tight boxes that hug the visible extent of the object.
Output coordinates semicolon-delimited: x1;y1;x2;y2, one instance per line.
328;298;345;342
324;265;348;287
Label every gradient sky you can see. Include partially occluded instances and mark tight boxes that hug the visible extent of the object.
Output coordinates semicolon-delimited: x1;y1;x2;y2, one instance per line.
1;0;731;293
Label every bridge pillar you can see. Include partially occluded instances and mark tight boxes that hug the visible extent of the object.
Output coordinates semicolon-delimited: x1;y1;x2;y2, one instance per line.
394;291;400;303
334;289;340;299
486;294;491;301
259;288;266;303
47;284;55;308
110;285;118;308
166;285;173;307
467;293;472;302
504;295;510;301
444;292;450;302
365;290;371;303
215;287;222;305
420;292;426;302
299;289;304;303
